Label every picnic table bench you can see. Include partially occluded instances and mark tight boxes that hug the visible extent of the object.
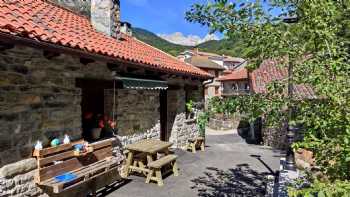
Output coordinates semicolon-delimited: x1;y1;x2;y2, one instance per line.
187;136;205;153
146;154;178;186
33;138;119;196
125;139;178;186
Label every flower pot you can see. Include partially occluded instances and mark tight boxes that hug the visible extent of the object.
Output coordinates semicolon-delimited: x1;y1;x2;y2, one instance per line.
91;128;102;140
295;148;315;169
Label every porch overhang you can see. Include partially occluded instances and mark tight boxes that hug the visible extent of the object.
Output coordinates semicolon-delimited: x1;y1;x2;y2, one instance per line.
115;77;168;90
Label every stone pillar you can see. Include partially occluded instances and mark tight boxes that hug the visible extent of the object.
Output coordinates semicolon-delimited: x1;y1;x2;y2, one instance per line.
91;0;120;38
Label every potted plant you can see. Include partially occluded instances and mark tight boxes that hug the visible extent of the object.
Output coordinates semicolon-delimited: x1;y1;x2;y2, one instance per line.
101;115;117;138
88;114;104;140
186;100;195;119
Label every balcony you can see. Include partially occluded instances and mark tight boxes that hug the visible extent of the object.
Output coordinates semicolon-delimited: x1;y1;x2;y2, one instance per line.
221;89;250;96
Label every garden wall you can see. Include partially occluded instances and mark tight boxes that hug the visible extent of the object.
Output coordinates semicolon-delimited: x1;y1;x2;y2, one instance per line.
262;122;288;150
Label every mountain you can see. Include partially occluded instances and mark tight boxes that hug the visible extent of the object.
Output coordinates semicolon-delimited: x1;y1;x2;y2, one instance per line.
132;27;244;57
132;28;188;56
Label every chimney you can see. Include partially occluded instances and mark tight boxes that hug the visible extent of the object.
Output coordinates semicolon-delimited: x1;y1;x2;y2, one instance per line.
194;48;199;55
120;21;132;36
91;0;121;38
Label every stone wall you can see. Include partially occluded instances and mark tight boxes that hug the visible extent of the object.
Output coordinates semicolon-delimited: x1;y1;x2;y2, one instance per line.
208;116;240;131
118;123;160;146
169;113;199;148
0;45;151;197
262;122;288;150
0;45;112;167
167;88;202;148
0;159;43;197
116;90;160;136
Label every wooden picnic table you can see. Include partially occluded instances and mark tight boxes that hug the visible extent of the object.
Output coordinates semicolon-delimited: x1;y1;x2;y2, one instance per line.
124;139;173;177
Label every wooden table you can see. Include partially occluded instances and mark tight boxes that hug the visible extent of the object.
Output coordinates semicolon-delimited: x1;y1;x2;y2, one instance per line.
125;139;173;176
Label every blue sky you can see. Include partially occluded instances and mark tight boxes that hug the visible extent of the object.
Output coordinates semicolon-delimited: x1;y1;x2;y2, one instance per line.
121;0;219;45
120;1;280;46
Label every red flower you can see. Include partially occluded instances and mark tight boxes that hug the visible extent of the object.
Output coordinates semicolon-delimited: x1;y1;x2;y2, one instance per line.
109;120;117;129
98;120;105;128
84;112;93;120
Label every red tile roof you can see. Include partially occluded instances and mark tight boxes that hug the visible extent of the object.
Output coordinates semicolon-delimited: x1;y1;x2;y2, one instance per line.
217;68;248;81
251;60;316;99
0;0;211;78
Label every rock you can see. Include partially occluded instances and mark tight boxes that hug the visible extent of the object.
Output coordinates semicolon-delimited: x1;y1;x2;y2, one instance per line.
0;158;37;178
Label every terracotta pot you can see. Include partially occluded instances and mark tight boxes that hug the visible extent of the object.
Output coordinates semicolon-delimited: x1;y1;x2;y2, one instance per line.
91;128;102;140
295;148;315;168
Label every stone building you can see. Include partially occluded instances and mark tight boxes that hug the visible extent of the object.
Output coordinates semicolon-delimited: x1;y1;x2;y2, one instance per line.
217;67;250;96
0;0;211;196
184;55;225;100
178;49;247;101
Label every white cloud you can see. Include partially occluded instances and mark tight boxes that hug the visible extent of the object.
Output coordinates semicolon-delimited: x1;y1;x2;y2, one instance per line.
158;32;219;46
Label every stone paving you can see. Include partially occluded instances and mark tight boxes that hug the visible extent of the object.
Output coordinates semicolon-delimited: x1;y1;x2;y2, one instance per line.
101;129;283;197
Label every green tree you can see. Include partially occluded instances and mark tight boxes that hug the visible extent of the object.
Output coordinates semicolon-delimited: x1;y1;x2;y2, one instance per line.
186;0;350;195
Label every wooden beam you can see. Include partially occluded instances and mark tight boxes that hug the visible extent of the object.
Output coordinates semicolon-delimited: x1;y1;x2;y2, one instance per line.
43;50;60;59
80;57;95;65
107;63;120;70
182;75;190;80
126;67;140;73
0;42;14;51
145;70;156;75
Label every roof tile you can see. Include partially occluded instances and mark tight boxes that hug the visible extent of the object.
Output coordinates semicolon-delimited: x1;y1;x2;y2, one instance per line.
251;60;316;99
0;0;210;78
217;68;248;81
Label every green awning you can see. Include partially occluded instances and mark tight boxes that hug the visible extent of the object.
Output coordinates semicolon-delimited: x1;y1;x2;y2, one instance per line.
115;77;168;90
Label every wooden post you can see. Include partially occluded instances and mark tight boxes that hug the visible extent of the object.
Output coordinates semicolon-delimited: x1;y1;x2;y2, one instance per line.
173;162;179;176
125;151;134;177
155;170;163;186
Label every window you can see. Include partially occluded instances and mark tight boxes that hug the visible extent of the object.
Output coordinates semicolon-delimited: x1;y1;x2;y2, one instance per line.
215;70;219;78
215;87;219;95
245;83;250;90
231;83;238;90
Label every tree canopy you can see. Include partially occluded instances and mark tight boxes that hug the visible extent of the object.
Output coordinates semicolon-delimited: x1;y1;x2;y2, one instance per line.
186;0;350;195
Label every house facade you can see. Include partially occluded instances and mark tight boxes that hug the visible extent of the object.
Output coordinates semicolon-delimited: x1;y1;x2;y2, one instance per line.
179;49;248;99
184;55;225;100
217;68;250;96
0;1;211;196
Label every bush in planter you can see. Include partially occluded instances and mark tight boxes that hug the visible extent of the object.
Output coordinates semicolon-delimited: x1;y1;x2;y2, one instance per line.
196;112;209;137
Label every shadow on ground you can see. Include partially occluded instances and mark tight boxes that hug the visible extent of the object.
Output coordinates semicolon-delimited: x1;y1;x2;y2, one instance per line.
191;164;270;197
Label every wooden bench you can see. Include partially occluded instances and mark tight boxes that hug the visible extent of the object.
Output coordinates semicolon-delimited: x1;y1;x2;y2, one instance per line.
146;154;179;186
131;152;148;175
187;137;205;153
33;139;119;196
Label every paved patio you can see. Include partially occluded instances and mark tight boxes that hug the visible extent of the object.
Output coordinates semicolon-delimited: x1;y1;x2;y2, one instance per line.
102;130;282;197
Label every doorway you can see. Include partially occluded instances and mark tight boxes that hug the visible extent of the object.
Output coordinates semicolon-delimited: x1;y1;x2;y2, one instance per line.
76;79;114;141
160;90;168;141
